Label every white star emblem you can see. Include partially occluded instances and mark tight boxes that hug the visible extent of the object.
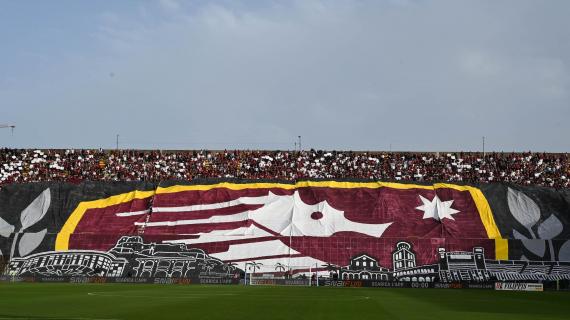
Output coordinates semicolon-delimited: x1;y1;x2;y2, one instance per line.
415;195;460;221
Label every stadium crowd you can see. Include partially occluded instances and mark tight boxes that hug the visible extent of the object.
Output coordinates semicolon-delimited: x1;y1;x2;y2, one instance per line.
1;148;569;188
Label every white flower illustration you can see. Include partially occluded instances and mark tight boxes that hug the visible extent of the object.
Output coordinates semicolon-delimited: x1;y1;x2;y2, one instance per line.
0;188;51;258
508;188;564;260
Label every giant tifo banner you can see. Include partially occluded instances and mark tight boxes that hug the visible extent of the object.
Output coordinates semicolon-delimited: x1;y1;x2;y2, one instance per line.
0;180;569;282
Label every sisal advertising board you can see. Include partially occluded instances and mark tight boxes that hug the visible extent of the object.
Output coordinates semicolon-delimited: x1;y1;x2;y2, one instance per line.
494;282;544;291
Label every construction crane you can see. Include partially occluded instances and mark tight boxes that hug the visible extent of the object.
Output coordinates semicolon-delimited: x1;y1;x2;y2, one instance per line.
0;124;15;134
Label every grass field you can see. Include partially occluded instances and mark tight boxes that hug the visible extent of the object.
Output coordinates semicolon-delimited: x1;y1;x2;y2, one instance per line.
0;283;568;320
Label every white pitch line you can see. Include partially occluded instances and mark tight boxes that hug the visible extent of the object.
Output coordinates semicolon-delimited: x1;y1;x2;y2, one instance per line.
86;292;376;301
87;292;237;299
0;317;122;320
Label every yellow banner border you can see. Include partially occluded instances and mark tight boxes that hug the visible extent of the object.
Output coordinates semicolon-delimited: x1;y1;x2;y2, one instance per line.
55;190;155;251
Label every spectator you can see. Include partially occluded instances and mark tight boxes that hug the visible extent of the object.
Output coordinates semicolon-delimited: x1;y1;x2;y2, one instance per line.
1;148;568;189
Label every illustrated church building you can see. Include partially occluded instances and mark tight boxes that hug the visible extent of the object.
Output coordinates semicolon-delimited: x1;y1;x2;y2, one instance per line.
338;254;391;280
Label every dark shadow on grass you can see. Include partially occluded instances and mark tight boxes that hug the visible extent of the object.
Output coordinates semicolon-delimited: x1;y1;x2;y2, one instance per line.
0;314;119;320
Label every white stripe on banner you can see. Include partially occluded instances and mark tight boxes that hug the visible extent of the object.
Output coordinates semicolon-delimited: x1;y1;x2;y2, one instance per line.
153;195;269;213
134;211;250;227
163;226;272;244
210;240;299;261
115;209;150;217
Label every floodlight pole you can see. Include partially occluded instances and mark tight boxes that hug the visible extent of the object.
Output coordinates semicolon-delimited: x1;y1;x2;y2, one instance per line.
482;136;486;162
1;125;15;148
0;124;15;134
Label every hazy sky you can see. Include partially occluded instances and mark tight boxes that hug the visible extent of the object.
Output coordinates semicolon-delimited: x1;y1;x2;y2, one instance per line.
1;0;569;152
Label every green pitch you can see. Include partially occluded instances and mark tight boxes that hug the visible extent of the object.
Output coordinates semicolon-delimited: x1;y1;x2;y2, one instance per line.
0;283;567;320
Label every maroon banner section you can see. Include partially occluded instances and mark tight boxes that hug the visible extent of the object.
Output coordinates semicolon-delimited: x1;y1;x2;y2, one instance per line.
67;184;490;272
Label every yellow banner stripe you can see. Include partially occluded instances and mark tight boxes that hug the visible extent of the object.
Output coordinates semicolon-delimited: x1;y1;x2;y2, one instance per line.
55;190;155;251
495;238;509;260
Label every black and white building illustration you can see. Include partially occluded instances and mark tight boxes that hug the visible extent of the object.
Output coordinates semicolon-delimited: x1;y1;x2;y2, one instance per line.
332;241;570;283
438;247;489;282
337;254;390;280
392;242;439;282
6;250;127;277
5;237;570;282
6;236;239;278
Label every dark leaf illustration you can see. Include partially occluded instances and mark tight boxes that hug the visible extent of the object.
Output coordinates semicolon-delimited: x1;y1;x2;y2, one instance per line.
514;229;546;257
18;229;48;257
537;214;564;240
513;229;528;240
20;188;51;231
559;240;570;261
525;240;546;257
0;216;14;238
507;188;540;229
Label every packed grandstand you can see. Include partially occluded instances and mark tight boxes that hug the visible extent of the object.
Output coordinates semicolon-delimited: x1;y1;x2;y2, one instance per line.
1;148;570;290
1;148;569;188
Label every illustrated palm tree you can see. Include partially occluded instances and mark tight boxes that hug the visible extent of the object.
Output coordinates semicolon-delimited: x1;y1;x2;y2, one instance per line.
224;262;238;274
322;262;340;278
247;262;263;274
199;260;216;275
205;261;215;274
275;263;286;274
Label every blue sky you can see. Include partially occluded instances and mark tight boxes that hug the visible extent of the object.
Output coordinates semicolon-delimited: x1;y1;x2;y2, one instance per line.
1;0;569;151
